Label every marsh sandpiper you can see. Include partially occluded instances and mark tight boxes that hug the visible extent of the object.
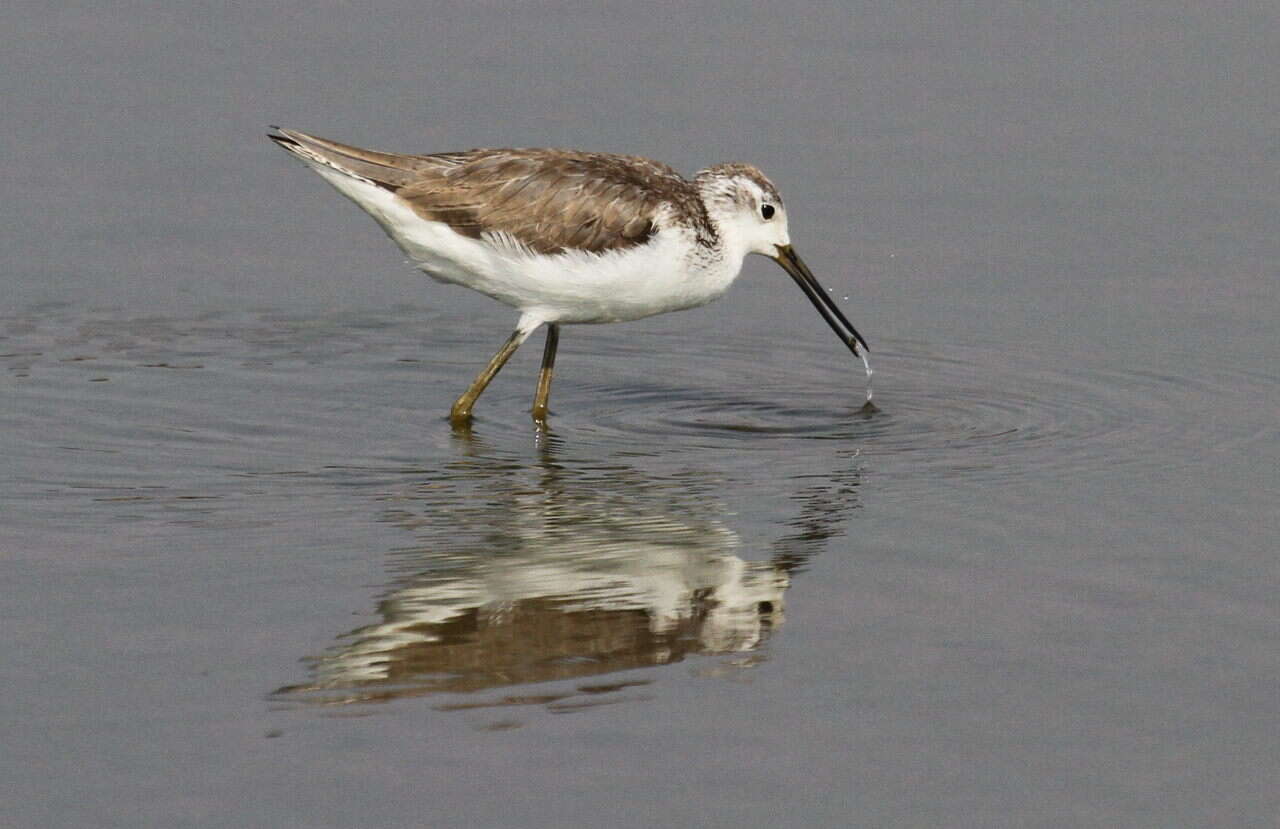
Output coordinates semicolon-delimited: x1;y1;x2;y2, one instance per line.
268;127;869;426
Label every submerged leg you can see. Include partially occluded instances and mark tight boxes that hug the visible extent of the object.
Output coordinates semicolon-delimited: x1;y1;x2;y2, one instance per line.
450;328;529;425
531;323;560;424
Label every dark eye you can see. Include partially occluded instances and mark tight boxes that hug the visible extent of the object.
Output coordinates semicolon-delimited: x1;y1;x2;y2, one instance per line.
761;203;775;220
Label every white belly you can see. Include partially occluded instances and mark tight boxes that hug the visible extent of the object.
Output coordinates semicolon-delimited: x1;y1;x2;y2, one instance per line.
309;165;742;325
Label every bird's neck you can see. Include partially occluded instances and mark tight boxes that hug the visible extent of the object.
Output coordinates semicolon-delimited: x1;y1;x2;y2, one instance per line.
700;207;751;266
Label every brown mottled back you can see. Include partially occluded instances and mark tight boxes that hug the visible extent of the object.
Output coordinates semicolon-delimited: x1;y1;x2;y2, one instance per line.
394;149;709;255
269;130;717;255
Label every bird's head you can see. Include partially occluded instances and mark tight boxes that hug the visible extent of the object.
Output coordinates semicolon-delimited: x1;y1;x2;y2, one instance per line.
696;163;793;256
695;164;869;357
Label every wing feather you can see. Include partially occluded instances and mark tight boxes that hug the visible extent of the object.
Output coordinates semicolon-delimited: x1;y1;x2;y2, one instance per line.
271;130;712;255
397;150;698;255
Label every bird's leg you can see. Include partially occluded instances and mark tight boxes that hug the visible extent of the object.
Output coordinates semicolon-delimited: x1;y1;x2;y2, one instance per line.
450;329;526;425
531;323;560;424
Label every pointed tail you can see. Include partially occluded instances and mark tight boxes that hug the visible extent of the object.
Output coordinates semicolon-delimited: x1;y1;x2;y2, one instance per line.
266;126;421;189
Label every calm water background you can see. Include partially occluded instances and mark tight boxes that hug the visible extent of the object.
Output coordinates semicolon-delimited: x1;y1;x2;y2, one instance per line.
4;2;1278;827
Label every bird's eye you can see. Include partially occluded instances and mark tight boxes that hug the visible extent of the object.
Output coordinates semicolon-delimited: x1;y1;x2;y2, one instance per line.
761;203;776;220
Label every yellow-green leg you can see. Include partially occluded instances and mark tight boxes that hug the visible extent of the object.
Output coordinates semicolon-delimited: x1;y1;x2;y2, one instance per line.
450;329;526;425
531;324;560;424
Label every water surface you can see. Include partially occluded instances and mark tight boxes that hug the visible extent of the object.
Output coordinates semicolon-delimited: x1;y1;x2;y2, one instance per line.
4;2;1279;827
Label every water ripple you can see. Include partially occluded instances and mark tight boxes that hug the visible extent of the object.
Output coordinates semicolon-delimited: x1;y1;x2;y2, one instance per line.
4;310;1274;500
553;329;1276;492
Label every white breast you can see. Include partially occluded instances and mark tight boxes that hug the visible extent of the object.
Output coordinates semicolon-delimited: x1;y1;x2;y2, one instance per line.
305;165;745;325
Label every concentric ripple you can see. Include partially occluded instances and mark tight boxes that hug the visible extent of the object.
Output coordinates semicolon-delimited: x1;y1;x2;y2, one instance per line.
554;328;1277;491
4;310;1274;502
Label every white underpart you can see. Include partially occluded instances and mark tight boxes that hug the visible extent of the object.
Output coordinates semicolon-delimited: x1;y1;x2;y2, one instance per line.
304;161;748;330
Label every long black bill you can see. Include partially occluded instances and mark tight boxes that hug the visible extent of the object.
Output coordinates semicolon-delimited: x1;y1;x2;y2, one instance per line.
773;244;869;357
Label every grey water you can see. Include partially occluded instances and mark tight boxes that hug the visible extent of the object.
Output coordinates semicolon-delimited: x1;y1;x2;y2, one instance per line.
3;2;1278;827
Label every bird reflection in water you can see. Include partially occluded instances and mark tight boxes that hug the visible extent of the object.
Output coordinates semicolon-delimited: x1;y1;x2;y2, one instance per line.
272;434;861;712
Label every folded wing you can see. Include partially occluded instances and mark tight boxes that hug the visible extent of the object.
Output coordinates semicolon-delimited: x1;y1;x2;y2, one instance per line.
271;128;698;255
